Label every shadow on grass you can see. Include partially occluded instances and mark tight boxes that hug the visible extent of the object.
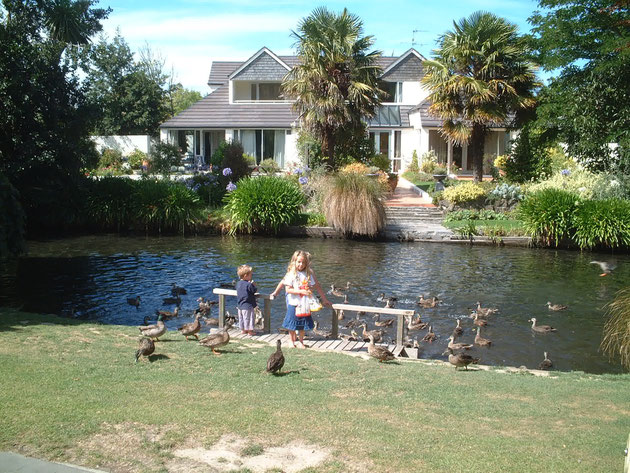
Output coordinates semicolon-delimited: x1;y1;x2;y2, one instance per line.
148;354;170;362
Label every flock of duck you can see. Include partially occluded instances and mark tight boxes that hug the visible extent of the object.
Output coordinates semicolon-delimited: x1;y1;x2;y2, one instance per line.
128;259;615;372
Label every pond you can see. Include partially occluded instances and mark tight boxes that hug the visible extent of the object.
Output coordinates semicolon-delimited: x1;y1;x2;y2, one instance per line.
1;235;627;374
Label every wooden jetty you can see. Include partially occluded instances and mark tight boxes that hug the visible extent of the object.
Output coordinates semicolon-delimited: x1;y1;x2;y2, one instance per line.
212;288;419;358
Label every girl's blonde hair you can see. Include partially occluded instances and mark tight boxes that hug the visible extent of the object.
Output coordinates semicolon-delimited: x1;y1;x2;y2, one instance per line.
285;250;313;279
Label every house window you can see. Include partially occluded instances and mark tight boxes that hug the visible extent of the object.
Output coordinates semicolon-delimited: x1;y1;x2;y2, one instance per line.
379;81;402;103
248;83;282;101
237;129;286;167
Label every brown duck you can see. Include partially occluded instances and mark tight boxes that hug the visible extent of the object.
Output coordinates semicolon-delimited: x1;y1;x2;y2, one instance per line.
367;333;395;362
135;336;155;362
178;312;203;340
199;320;234;355
443;347;479;370
474;326;492;347
266;339;285;374
528;318;557;333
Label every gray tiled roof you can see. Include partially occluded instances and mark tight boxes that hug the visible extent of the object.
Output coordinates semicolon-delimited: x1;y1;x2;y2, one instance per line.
368;106;413;128
410;100;513;128
160;85;298;129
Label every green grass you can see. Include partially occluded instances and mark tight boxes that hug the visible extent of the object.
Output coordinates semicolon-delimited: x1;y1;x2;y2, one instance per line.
443;219;527;236
1;309;628;473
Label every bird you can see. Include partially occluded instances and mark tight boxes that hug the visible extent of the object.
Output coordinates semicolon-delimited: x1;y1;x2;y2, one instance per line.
162;295;181;306
199;320;234;355
266;339;285;374
177;312;203;340
547;301;568;311
417;295;438;308
528;318;557;333
443;347;479;371
384;298;396;309
254;307;264;329
367;333;395;363
135;337;155;362
360;322;384;343
329;284;345;298
538;351;553;370
474;326;492;347
313;321;332;339
422;325;436;343
476;301;498;316
590;260;615;276
447;335;473;351
171;283;187;296
471;313;488;327
452;319;464;337
406;314;428;331
126;296;141;308
342;294;349;304
377;293;398;307
138;315;166;341
219;279;237;289
337;309;345;321
344;312;365;329
155;306;179;320
373;313;395;327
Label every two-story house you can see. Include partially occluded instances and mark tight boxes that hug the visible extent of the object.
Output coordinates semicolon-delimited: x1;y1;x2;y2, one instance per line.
159;47;515;174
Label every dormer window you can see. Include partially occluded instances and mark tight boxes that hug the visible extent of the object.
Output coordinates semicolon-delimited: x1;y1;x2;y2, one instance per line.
234;81;283;102
380;81;403;103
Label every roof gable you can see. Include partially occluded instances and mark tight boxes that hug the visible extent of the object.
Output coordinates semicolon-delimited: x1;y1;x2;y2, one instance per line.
229;47;291;81
380;49;426;82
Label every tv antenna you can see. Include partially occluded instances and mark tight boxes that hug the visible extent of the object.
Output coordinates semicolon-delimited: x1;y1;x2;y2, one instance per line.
412;29;427;47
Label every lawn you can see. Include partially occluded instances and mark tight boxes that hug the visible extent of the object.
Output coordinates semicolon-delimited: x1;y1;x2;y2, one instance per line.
0;309;628;473
443;218;527;237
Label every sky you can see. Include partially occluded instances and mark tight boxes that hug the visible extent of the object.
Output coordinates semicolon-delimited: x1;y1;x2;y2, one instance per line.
96;0;544;94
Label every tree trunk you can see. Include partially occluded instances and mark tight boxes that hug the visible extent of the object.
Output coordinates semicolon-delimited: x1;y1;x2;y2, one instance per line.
469;123;487;182
322;128;336;169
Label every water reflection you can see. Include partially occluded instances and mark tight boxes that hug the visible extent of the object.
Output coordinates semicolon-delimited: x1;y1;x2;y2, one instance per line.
0;235;627;374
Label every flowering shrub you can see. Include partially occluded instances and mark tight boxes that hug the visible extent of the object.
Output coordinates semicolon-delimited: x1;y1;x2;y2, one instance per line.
420;150;439;174
298;176;308;185
226;181;237;192
442;182;487;204
528;167;630;200
182;174;223;206
222;167;232;177
340;162;370;174
494;155;508;171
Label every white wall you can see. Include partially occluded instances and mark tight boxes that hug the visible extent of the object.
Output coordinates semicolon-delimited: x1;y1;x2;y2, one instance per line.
92;135;153;156
401;82;431;105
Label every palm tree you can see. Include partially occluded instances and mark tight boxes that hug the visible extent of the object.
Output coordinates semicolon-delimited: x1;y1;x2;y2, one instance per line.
282;7;384;170
422;11;539;182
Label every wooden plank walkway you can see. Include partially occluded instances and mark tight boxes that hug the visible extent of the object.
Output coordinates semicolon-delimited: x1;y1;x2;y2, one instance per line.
227;328;372;353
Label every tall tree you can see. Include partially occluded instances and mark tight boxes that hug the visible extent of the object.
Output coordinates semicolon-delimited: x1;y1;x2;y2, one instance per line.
166;83;202;117
422;11;539;181
529;0;630;172
282;7;384;170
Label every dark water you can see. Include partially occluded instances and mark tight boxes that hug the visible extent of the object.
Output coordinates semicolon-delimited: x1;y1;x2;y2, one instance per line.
1;235;628;374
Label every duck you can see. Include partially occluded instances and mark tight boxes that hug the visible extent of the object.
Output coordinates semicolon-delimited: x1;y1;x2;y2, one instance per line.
538;351;553;370
474;326;492;346
342;294;349;304
528;317;557;333
127;296;141;308
341;330;359;342
266;339;285;374
337;309;345;321
155;306;179;320
138;315;166;341
452;319;464;337
199;320;234;355
196;297;217;314
135;337;155;362
313;321;332;339
254;307;264;329
422;325;436;343
377;293;398;307
447;335;473;350
178;312;203;340
171;283;187;296
373;313;395;327
476;301;498;316
547;301;568;311
329;284;345;298
590;260;615;277
219;279;237;289
162;295;181;306
360;322;384;343
367;333;395;362
417;295;439;308
344;312;364;329
406;314;428;331
443;347;479;371
472;313;488;327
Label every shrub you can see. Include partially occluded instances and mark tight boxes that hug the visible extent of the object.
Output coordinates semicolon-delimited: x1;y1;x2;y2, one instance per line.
444;209;509;222
517;188;580;247
322;172;386;238
407;150;420;173
420;150;439;174
258;158;281;174
494;155;508;171
163;184;203;236
370;153;390;172
488;183;524;203
98;148;123;171
340;162;370;175
223;176;305;234
442;182;487;205
127;149;146;170
504;123;552;183
84;177;135;231
219;141;251;183
572;199;630;249
150;142;181;176
601;287;630;371
528;167;630;200
182;174;224;207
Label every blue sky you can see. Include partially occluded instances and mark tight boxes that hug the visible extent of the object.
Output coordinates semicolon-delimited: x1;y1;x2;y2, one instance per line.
97;0;543;93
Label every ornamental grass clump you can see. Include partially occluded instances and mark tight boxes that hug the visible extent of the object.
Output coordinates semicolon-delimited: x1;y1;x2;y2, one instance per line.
84;177;135;231
518;188;580;247
223;176;305;235
322;172;385;238
601;287;630;371
572;198;630;249
442;182;487;205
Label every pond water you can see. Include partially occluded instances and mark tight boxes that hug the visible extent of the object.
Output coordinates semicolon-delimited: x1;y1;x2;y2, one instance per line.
1;235;627;374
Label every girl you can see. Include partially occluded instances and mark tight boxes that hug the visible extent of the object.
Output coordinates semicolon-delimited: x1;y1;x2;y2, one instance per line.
279;250;331;348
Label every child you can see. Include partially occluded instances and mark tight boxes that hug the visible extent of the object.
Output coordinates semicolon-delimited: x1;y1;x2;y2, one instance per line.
236;264;257;335
279;250;331;348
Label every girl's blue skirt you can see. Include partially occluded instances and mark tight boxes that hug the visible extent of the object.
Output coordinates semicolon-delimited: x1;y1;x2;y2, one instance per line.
282;303;314;331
